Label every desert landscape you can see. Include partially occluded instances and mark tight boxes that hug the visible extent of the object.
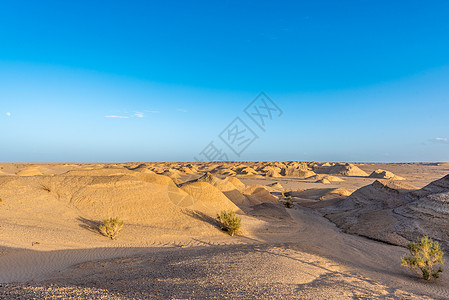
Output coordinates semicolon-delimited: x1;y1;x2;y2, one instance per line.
2;1;449;299
1;161;449;299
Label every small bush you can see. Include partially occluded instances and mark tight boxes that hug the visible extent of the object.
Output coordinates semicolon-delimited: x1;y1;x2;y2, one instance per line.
217;210;241;236
99;217;124;240
281;189;293;208
401;235;444;280
282;199;293;208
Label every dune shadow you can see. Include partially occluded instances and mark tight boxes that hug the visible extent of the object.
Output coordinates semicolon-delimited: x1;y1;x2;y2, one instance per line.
77;217;102;235
182;209;219;228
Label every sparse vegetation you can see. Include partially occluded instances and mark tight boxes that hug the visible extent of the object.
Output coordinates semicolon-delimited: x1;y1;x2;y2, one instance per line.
281;189;293;208
40;184;51;192
217;210;241;236
401;235;444;280
99;217;124;240
0;198;2;202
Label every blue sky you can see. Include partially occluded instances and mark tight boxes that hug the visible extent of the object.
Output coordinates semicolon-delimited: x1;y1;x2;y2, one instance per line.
1;1;448;162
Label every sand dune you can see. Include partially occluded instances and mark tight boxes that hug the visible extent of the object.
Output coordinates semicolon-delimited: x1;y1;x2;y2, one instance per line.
1;162;449;298
316;163;369;177
322;174;449;249
16;167;44;176
369;169;405;180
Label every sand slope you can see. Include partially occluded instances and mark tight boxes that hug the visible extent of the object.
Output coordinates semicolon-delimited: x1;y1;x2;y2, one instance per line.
322;174;449;249
2;162;449;299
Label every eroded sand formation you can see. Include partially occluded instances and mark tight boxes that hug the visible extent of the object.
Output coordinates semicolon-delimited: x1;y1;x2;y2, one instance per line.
1;161;449;298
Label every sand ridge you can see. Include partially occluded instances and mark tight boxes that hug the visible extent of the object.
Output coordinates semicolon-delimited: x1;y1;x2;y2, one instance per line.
1;162;449;298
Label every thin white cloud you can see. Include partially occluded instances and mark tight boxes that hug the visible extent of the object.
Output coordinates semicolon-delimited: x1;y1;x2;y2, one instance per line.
105;111;149;119
145;110;160;114
6;112;11;117
177;108;188;113
430;137;449;144
105;115;129;119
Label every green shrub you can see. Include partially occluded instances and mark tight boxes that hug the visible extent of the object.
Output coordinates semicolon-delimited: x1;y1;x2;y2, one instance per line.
217;210;241;236
281;189;293;208
401;235;444;280
99;217;124;240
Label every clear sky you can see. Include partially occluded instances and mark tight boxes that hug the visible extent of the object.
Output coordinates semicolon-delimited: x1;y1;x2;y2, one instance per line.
1;1;448;162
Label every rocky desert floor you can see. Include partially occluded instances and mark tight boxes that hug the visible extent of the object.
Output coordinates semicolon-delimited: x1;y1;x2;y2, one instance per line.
1;161;449;299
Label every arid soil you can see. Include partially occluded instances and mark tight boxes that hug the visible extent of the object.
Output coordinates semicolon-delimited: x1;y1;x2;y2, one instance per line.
1;161;448;299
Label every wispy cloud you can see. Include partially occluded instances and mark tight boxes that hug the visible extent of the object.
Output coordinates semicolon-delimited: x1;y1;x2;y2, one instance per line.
177;108;188;113
105;115;129;119
145;110;160;114
429;137;449;144
6;112;11;117
105;111;150;119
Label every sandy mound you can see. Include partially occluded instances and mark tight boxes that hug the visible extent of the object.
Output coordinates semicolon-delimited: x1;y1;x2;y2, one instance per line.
369;169;405;180
316;163;368;177
64;175;193;224
62;167;177;188
407;173;449;200
392;174;449;244
158;169;182;179
286;162;310;170
179;166;195;174
324;188;355;198
331;180;417;212
0;168;250;250
230;164;249;171
16;167;44;176
307;174;344;182
221;169;237;176
227;176;246;191
180;173;249;209
316;178;331;184
128;165;157;174
236;167;259;176
148;167;165;173
244;185;279;204
211;168;237;176
290;188;352;201
180;181;241;212
258;166;282;173
324;175;344;182
322;175;449;249
295;187;355;210
265;169;282;177
281;166;315;178
181;172;235;192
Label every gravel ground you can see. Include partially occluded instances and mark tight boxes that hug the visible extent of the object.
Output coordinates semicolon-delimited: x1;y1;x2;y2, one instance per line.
0;244;438;299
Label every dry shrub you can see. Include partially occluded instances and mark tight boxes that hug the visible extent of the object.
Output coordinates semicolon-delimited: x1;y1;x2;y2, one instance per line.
401;235;444;280
281;189;293;208
217;210;241;236
99;217;124;240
